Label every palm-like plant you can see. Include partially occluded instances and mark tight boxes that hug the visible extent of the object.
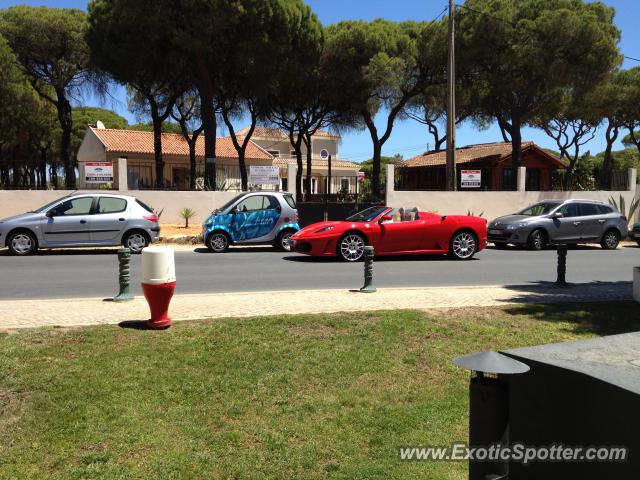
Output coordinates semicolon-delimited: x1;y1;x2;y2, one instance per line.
179;207;196;228
609;194;640;225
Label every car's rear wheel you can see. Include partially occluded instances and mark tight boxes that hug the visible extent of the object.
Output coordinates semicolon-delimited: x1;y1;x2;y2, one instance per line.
7;230;37;256
123;231;149;253
527;229;547;251
449;230;477;260
275;229;296;252
600;229;620;250
337;233;366;262
207;231;230;253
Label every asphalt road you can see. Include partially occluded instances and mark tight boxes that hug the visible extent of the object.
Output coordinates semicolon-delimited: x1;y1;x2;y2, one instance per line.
0;244;637;300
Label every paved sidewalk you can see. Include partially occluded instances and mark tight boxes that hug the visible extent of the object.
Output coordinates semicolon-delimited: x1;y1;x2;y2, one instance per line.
0;281;632;330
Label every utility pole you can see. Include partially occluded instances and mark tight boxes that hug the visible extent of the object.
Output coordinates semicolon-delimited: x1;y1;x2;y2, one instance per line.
446;0;457;191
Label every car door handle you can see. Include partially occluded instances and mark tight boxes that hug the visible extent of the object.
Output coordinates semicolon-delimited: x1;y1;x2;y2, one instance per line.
119;218;125;221
598;219;606;224
80;219;87;224
573;221;581;226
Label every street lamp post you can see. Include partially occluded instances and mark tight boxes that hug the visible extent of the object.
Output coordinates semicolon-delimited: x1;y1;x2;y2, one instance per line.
446;0;457;191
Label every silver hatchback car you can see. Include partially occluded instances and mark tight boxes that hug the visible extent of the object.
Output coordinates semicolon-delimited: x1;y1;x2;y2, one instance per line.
488;199;628;250
0;193;160;255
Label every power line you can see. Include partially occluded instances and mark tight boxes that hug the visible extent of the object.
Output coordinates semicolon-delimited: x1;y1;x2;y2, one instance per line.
625;56;640;63
434;5;448;22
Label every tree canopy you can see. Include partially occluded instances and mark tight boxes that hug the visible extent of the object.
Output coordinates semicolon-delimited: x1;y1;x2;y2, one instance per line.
0;6;93;188
456;0;621;179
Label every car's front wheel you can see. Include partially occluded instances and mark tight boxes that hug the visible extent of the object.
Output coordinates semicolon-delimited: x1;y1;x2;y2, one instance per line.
123;231;149;253
207;231;230;253
275;229;296;252
449;230;477;260
7;230;38;256
337;233;366;262
527;229;547;251
600;229;620;250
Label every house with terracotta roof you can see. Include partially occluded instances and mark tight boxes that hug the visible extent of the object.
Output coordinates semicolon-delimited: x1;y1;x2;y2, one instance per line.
77;125;273;190
236;126;360;194
397;141;565;191
78;124;362;194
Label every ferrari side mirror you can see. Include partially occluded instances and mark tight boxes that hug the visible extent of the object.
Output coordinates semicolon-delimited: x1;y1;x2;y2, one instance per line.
379;215;393;223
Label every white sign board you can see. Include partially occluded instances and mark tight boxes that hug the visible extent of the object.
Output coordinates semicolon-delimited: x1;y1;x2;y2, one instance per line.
357;171;365;182
85;162;113;183
461;169;481;188
250;165;280;185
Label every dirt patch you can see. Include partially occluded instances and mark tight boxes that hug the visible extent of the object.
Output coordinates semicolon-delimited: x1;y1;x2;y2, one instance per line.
160;223;202;237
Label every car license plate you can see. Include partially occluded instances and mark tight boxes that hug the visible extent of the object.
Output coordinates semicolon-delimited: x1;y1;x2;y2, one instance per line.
488;229;502;235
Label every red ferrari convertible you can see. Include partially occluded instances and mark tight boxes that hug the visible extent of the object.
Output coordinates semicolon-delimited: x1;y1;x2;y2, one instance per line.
290;206;487;262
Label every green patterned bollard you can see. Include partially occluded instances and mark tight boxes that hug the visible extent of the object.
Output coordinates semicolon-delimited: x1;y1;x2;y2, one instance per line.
360;246;377;293
114;248;134;302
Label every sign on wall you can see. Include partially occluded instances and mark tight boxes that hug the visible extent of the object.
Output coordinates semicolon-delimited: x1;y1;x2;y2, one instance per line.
249;166;280;185
461;169;481;188
357;171;365;182
85;162;114;183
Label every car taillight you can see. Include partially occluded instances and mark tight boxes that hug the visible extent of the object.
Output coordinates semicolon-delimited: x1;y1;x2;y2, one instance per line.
144;214;159;223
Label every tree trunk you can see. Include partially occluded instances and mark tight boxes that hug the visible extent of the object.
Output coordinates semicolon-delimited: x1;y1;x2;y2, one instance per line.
600;119;618;190
188;140;197;190
287;127;304;202
372;141;382;199
57;93;76;189
239;150;248;191
510;115;522;191
148;100;165;188
303;134;313;200
199;89;217;190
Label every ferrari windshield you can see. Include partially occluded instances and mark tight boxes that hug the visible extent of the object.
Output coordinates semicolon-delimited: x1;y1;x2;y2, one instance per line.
517;202;562;216
346;206;389;222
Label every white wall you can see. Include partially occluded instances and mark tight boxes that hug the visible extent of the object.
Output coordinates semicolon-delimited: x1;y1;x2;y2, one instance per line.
387;189;639;220
0;190;240;224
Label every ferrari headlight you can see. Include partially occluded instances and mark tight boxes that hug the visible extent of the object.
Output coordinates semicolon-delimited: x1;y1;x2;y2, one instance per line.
315;226;334;233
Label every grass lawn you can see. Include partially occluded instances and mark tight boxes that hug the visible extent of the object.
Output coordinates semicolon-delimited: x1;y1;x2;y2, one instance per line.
1;302;639;480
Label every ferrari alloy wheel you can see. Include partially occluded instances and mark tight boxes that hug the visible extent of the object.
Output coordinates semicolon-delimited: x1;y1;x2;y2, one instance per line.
338;233;366;262
450;231;477;260
207;232;230;253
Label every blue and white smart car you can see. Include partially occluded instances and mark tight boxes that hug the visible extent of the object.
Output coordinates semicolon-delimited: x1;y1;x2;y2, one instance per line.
203;192;300;252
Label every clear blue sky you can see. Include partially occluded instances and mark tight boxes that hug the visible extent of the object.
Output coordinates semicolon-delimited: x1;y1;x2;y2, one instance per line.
2;0;638;162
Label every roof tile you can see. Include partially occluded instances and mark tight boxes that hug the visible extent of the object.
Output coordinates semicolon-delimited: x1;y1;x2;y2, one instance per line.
90;127;272;160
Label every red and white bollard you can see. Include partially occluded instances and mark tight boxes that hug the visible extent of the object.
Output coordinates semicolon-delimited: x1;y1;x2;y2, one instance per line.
141;246;176;329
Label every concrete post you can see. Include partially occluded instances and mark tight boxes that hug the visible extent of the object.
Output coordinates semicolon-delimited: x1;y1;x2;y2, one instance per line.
628;168;636;192
117;156;128;191
517;166;527;192
386;163;395;201
287;163;297;198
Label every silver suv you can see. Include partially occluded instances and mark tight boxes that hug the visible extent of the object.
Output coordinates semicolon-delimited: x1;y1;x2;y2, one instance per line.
0;193;160;255
488;199;628;250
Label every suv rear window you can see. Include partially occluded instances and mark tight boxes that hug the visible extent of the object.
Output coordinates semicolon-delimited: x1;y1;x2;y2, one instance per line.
597;205;613;214
283;194;296;209
578;203;599;216
135;199;154;213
